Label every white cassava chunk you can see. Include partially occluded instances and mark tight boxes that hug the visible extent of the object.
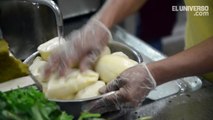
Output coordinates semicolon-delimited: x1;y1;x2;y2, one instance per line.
100;46;111;57
38;37;65;60
29;56;47;82
95;52;138;83
111;52;129;58
75;81;105;99
45;70;99;99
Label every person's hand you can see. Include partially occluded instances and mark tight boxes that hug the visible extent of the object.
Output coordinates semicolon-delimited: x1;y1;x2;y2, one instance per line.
87;63;156;115
44;19;112;78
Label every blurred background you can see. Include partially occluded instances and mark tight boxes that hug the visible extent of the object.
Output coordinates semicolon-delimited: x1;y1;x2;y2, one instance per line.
122;0;186;56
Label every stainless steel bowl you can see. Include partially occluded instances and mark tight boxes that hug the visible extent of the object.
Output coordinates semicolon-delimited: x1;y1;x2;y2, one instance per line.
24;41;143;117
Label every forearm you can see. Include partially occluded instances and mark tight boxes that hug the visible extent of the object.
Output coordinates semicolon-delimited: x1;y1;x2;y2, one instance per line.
148;37;213;85
94;0;147;29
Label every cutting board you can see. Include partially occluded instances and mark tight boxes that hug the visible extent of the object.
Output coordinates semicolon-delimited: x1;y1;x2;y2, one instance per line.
0;76;35;92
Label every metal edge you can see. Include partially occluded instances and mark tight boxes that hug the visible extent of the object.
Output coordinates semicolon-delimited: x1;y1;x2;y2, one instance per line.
109;41;143;63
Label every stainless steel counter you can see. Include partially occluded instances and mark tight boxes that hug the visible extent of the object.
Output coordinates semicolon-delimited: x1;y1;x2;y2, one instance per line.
112;27;165;63
132;81;213;120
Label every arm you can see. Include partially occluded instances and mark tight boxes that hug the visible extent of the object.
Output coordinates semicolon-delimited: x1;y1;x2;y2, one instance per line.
94;0;147;29
149;36;213;85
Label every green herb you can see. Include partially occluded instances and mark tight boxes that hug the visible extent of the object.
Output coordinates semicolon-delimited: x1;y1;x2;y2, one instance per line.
78;112;102;120
0;86;103;120
0;86;73;120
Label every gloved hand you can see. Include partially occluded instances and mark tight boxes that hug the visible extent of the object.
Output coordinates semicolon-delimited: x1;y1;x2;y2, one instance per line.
88;63;156;115
44;18;112;78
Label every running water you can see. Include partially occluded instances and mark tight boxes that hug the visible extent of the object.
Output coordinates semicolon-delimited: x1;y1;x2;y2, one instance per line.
57;25;64;45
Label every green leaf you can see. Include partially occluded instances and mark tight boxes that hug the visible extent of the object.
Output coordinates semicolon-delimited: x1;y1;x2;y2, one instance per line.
78;112;101;120
0;87;73;120
57;112;74;120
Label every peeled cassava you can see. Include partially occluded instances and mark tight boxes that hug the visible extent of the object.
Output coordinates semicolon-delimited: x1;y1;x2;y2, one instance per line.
37;37;65;60
100;46;111;57
75;81;105;99
95;52;138;83
45;70;99;99
29;57;47;82
32;38;138;100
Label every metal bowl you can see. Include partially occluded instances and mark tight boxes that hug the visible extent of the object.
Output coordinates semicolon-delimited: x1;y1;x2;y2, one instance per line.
24;41;143;117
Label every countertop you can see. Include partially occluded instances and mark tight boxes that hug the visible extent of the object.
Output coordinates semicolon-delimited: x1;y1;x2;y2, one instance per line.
130;80;213;120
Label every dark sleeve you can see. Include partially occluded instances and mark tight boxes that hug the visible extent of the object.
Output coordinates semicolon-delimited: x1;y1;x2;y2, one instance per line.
138;0;178;41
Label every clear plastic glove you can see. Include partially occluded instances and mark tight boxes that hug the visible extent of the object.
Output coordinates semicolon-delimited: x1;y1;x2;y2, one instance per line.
88;63;156;115
44;19;112;78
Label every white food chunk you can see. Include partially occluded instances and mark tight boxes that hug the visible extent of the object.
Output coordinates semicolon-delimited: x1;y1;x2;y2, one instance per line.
75;81;105;99
95;52;138;83
100;46;111;57
29;56;47;82
111;52;129;58
37;37;65;60
45;70;99;99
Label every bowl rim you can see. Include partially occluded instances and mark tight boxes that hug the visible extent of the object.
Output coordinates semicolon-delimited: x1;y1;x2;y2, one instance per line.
24;41;142;102
49;91;115;102
109;41;143;63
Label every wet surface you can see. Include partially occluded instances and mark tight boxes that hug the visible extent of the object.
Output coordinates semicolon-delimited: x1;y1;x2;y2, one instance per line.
128;80;213;120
